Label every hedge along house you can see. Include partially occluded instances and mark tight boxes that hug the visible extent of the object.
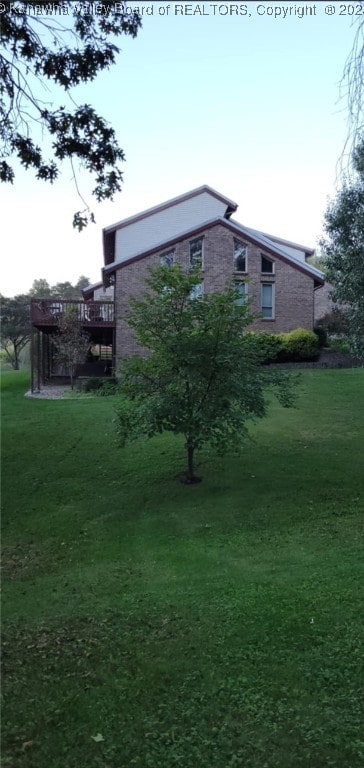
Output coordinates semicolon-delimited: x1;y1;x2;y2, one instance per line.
97;185;324;360
30;185;325;389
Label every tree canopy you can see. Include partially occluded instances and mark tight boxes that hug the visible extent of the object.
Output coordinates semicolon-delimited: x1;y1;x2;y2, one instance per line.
0;1;142;229
340;4;364;168
29;276;90;298
321;138;364;358
1;276;91;368
0;294;31;369
115;265;295;483
53;305;90;389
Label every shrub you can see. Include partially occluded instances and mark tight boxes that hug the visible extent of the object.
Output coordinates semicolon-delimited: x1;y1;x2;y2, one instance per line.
95;379;119;397
251;332;285;364
318;308;350;336
278;328;320;362
82;377;105;392
314;325;328;348
79;377;118;394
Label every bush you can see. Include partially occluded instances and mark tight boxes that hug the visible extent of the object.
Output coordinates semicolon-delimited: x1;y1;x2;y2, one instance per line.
313;325;328;348
318;308;350;336
81;377;105;392
251;332;285;364
79;377;118;395
278;328;320;362
95;379;119;397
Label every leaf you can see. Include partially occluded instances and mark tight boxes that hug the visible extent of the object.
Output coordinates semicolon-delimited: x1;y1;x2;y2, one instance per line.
91;733;104;743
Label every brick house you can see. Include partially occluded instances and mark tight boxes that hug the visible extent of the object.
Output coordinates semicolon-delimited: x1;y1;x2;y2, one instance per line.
98;185;324;358
30;185;325;387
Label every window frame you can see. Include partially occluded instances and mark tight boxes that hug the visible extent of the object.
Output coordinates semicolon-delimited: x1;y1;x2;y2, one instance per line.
261;282;275;320
261;254;275;275
189;237;204;270
233;238;247;273
234;280;247;307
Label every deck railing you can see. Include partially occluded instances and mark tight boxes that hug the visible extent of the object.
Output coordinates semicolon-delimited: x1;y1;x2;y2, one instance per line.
31;299;115;326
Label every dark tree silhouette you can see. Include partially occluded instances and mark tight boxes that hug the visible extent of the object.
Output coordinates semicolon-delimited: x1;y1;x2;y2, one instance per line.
0;1;142;229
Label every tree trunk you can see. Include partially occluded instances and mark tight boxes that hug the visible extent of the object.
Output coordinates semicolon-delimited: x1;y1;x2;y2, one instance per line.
187;444;195;481
12;348;19;370
184;442;202;484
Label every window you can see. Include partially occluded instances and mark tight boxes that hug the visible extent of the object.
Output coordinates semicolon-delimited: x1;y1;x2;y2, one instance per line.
189;238;203;269
261;283;274;319
234;281;247;306
261;255;274;274
160;250;174;268
190;282;203;300
233;239;247;272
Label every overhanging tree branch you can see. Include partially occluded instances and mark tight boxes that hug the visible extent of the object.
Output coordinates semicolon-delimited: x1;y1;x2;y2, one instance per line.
0;1;142;228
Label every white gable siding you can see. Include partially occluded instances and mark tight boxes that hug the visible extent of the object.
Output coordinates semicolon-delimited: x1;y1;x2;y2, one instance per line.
275;244;306;262
114;191;228;264
93;285;114;300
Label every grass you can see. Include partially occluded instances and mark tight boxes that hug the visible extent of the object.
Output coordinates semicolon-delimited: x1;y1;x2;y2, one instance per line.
2;368;364;768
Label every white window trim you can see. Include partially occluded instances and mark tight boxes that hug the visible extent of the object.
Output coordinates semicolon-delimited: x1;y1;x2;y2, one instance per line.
233;239;248;273
261;254;275;275
189;237;204;270
261;282;275;320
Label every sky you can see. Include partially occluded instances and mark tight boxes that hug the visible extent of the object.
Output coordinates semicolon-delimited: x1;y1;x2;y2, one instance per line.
0;0;359;296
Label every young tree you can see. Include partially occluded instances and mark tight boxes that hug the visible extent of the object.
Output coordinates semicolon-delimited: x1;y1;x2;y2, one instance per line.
321;139;364;359
0;1;142;229
0;294;31;369
115;266;295;483
53;305;90;389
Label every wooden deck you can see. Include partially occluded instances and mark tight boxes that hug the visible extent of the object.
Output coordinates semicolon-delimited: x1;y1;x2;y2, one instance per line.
31;299;115;328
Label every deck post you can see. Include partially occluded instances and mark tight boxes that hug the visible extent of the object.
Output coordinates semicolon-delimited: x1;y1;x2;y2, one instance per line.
37;329;41;391
41;332;46;385
30;328;35;393
46;334;51;381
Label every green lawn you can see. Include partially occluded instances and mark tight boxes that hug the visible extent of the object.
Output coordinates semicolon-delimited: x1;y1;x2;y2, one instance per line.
2;369;364;768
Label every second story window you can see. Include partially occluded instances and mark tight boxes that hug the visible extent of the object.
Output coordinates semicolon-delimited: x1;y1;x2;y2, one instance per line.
233;239;247;272
261;255;274;274
160;250;174;268
189;237;204;269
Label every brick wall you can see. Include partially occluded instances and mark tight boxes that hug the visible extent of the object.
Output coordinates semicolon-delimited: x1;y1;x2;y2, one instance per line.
115;223;315;360
314;282;335;322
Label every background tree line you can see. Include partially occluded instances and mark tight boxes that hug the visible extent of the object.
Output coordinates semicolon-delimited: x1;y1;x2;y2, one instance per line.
0;275;91;370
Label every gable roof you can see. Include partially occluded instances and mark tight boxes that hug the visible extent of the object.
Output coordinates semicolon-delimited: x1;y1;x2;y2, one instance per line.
256;231;315;258
103;185;238;266
82;280;103;299
230;219;324;281
102;214;324;285
103;185;238;235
